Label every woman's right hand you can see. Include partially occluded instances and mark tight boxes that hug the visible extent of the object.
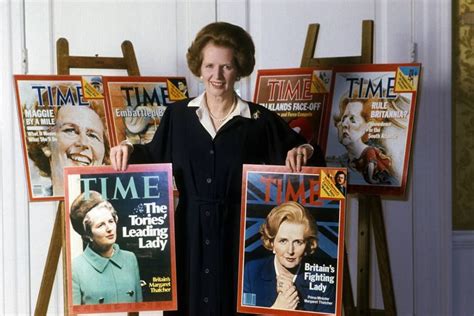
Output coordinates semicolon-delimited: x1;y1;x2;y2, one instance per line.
110;142;133;171
271;284;299;310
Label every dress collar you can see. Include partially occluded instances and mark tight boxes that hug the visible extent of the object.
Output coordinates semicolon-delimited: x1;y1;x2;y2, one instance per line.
188;92;251;138
82;243;124;273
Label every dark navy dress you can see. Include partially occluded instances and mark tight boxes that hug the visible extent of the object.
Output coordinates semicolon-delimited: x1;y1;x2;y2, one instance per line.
130;98;325;316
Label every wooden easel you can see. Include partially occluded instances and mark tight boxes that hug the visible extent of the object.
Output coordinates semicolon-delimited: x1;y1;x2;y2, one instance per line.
300;21;397;316
34;38;140;316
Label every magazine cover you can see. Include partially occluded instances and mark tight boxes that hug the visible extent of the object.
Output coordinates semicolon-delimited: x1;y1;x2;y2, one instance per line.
64;164;177;314
323;63;421;195
103;76;188;145
14;75;114;201
253;68;333;150
237;165;346;316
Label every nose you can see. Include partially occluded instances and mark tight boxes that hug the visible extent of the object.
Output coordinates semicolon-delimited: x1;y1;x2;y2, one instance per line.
214;66;224;79
76;131;91;148
341;117;349;128
287;243;295;255
105;222;114;232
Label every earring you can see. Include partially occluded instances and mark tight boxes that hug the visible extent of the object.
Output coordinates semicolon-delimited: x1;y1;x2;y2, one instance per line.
273;249;276;254
236;76;241;81
199;75;203;80
42;147;52;158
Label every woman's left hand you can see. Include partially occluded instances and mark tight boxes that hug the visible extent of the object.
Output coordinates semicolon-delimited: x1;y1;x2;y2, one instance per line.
286;145;313;172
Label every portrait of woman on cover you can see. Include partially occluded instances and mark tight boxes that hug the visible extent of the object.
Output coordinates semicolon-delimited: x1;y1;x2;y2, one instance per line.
69;190;143;305
333;96;395;185
110;22;325;315
243;201;335;313
27;85;110;197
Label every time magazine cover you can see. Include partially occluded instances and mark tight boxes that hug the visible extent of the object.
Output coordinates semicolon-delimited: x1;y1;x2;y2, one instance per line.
14;75;114;201
237;165;346;316
253;68;333;150
103;76;188;145
64;164;177;314
322;63;421;195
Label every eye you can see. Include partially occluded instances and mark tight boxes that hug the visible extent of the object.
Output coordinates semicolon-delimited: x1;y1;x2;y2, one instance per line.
294;240;304;246
87;130;103;143
204;63;213;69
60;124;79;136
278;238;288;245
223;64;233;70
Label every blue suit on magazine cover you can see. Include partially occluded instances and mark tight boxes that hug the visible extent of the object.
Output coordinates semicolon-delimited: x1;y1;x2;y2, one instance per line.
243;255;336;313
72;244;143;305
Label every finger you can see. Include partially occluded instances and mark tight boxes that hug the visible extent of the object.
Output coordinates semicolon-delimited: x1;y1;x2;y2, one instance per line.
285;147;296;172
114;147;124;171
110;147;119;171
302;148;308;166
120;146;129;171
288;287;299;301
296;151;303;172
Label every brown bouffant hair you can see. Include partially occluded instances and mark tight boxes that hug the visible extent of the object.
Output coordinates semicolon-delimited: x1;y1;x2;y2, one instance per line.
260;201;318;255
186;22;255;78
70;191;117;242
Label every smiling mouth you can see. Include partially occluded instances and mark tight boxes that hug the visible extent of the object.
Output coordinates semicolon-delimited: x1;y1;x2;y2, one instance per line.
210;81;225;88
68;153;92;165
106;234;115;239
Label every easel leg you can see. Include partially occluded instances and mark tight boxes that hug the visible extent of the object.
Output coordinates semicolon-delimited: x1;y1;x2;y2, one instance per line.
357;195;371;316
370;196;396;315
35;202;64;316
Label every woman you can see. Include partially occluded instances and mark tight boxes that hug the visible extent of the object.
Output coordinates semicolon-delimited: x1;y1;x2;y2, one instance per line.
334;97;394;184
110;22;325;315
69;191;142;305
28;85;110;196
243;201;334;312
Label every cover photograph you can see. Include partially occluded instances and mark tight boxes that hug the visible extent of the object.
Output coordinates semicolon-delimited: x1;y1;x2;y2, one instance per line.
237;165;346;316
103;76;188;145
322;63;421;195
253;68;333;151
14;75;114;201
64;164;177;314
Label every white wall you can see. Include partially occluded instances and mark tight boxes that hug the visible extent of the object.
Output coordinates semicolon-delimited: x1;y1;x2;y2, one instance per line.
0;0;453;315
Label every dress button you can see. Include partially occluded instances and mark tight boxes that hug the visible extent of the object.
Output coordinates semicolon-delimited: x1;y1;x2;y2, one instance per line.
203;297;209;303
206;178;212;184
204;268;210;274
205;239;210;245
210;149;214;155
205;210;210;216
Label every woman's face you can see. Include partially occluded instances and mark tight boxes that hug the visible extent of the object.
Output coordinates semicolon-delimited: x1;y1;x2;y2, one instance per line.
50;105;106;169
88;205;117;249
273;221;307;269
200;42;238;101
336;101;368;146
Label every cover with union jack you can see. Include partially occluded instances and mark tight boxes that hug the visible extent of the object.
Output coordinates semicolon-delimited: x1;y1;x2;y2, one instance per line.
237;165;346;316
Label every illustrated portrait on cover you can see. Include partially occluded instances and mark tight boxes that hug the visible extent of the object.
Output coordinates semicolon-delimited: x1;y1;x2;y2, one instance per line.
104;77;188;145
325;67;418;193
15;78;112;200
239;166;345;316
64;165;177;314
69;190;143;305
